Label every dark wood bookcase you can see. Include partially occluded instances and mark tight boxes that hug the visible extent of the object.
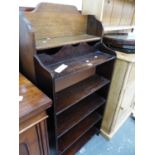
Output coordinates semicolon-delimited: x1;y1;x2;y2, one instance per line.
19;3;116;155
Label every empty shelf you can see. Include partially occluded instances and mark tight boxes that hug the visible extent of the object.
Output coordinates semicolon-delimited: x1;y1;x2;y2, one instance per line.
56;75;109;115
58;112;101;153
62;127;98;155
36;34;101;50
48;51;115;79
57;94;105;137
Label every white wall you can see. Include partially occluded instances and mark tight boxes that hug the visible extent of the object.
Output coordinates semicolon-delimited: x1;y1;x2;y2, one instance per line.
19;0;82;10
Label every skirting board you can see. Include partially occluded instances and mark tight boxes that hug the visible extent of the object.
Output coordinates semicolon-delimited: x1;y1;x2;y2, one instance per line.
100;111;132;140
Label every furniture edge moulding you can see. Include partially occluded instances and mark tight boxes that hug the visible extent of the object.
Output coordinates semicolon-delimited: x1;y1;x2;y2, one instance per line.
19;11;37;83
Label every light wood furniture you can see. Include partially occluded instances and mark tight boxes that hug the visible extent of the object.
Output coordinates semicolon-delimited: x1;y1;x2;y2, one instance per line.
82;0;135;32
19;3;116;155
100;51;135;139
19;73;52;155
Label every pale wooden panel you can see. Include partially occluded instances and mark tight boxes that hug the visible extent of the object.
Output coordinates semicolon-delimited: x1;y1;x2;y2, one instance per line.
25;12;87;40
82;0;135;30
116;51;135;62
111;62;134;131
102;0;114;25
82;0;104;21
110;0;124;25
101;52;135;135
101;109;131;139
131;10;135;25
120;0;135;25
101;59;128;132
120;63;135;109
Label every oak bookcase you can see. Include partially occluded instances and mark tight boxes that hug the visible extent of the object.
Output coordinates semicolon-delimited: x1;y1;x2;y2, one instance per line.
19;3;116;155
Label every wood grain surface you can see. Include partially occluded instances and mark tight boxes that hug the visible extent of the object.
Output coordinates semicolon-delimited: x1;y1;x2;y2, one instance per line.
19;73;52;123
82;0;135;30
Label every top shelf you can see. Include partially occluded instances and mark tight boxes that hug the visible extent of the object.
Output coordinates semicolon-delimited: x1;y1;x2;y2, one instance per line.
36;34;101;50
47;51;115;79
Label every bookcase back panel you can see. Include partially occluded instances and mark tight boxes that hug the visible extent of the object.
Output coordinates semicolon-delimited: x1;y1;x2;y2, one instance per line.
55;68;96;92
25;12;87;40
32;2;80;14
37;43;95;65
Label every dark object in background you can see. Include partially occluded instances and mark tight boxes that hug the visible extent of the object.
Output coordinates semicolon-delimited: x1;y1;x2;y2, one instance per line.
103;33;135;54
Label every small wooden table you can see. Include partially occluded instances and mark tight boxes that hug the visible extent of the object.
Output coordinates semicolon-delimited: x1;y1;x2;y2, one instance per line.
19;73;52;155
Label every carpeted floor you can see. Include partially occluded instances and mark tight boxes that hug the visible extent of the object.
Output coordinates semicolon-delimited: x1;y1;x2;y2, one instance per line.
76;117;135;155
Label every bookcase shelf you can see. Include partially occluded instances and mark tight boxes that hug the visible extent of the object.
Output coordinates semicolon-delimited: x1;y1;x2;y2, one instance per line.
57;94;105;137
63;127;98;155
47;50;115;79
36;34;101;50
58;112;101;153
56;75;109;115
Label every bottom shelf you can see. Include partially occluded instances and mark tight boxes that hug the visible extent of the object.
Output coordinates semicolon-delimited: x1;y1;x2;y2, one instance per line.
62;128;98;155
58;113;101;153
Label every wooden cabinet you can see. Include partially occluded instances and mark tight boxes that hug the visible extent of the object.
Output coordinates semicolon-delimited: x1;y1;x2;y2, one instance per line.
19;73;52;155
100;51;135;139
19;3;116;154
82;0;135;32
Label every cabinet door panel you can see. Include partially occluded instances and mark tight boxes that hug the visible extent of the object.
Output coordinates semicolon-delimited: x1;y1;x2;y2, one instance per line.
102;0;114;25
19;143;30;155
114;63;135;129
19;126;42;155
121;63;135;110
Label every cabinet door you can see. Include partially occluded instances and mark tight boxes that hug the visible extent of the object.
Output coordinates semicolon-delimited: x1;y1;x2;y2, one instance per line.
115;63;135;128
120;63;135;110
20;125;42;155
19;120;49;155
